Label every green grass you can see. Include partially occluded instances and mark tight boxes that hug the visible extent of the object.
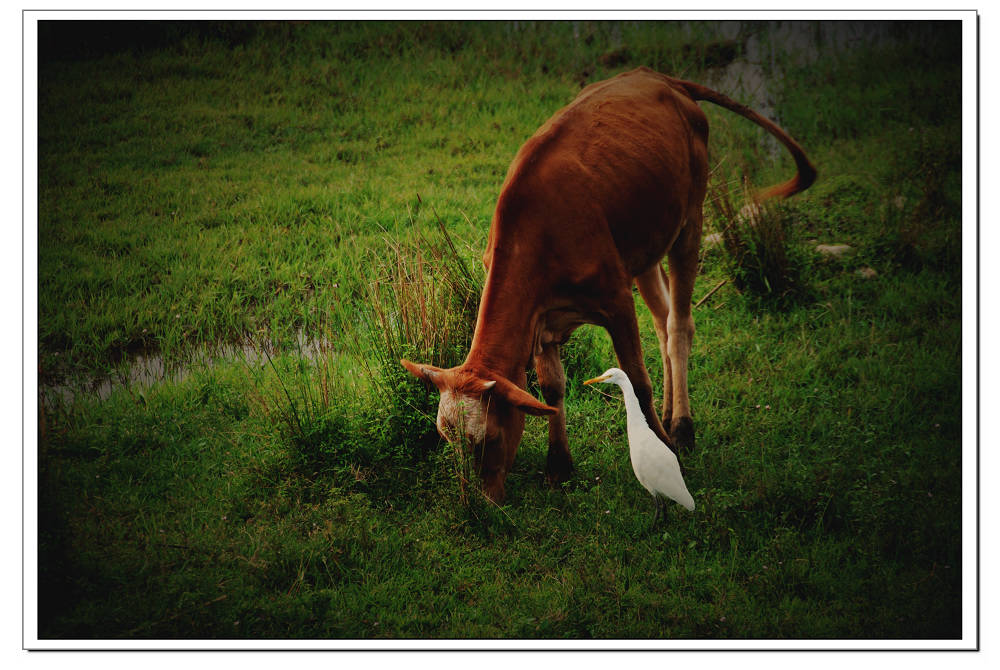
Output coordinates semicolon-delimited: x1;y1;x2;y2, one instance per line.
36;20;963;640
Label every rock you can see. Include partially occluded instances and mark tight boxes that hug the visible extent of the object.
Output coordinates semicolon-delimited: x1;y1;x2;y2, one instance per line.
857;266;878;279
815;243;853;257
738;202;763;225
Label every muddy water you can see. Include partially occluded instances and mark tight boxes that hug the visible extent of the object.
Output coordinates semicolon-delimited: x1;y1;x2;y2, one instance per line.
43;331;333;406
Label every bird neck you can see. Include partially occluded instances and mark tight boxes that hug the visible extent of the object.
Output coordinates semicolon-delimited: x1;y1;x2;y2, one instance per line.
615;377;648;436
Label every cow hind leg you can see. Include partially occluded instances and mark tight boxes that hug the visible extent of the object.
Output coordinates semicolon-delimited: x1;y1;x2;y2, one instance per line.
635;263;674;428
664;216;701;454
535;342;573;485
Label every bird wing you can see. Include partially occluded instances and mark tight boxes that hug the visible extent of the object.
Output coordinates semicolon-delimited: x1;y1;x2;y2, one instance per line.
637;426;695;511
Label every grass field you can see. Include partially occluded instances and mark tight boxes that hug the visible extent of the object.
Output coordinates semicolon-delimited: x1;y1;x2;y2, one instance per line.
36;20;964;640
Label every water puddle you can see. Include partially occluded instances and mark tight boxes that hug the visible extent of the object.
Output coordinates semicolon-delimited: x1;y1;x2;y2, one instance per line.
42;331;334;406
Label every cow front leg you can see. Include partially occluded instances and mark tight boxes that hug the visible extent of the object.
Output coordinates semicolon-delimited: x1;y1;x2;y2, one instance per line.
480;472;507;504
604;290;674;450
535;342;573;485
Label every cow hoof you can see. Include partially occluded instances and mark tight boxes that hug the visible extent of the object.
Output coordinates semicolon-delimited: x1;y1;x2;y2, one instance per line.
482;483;506;504
670;417;695;454
545;451;575;486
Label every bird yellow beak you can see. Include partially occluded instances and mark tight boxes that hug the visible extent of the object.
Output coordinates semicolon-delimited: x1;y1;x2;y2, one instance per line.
583;374;610;385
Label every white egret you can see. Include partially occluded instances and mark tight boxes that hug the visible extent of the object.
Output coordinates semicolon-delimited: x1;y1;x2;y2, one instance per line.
584;367;695;521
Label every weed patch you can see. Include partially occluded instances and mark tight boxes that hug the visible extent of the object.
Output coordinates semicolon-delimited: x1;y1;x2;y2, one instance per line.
707;179;811;308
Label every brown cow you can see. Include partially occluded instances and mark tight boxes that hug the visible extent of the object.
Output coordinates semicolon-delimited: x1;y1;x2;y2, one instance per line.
402;67;815;503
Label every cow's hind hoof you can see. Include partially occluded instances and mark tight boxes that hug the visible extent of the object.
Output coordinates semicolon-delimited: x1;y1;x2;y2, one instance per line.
670;417;695;454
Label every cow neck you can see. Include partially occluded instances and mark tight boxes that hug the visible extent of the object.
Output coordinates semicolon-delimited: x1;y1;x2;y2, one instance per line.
463;252;542;383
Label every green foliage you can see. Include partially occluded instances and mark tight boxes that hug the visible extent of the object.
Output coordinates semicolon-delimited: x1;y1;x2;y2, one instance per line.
37;20;963;640
561;325;615;390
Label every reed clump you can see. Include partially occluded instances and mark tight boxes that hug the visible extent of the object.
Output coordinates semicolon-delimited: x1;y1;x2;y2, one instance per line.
358;214;485;460
707;178;807;307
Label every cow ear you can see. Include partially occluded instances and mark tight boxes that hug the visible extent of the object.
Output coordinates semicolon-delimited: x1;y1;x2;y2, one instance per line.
401;359;446;389
471;379;496;394
491;377;558;416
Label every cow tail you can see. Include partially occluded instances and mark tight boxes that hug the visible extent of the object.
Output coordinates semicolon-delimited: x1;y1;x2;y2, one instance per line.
670;77;817;202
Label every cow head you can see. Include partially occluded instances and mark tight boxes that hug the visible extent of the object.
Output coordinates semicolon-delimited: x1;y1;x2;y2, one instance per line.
401;358;557;502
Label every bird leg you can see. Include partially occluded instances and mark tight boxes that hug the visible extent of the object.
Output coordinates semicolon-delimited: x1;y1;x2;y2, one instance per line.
650;495;664;529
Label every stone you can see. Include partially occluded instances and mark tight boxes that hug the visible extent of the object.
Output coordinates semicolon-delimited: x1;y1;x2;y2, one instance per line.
815;243;853;257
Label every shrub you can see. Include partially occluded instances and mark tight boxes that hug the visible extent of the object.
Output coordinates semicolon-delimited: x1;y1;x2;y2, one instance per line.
707;178;809;307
